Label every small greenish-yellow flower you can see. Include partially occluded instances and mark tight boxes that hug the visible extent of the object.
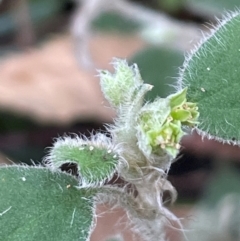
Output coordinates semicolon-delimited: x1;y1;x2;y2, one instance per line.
136;88;199;158
168;88;199;126
152;120;184;157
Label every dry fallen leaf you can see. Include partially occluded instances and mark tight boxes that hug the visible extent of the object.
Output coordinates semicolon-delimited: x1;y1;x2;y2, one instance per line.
0;34;145;125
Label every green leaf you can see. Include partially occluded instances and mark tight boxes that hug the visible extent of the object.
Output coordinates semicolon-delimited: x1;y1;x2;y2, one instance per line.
48;136;119;186
168;88;187;108
180;12;240;142
0;166;95;241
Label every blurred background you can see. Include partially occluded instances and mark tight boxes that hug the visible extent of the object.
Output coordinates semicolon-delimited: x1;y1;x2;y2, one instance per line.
0;0;240;240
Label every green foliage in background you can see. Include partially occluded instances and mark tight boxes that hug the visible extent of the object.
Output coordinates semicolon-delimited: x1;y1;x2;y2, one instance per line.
158;0;186;13
0;112;43;164
201;166;240;208
0;112;37;133
0;0;65;36
92;12;140;33
129;47;184;100
183;167;240;241
187;0;240;14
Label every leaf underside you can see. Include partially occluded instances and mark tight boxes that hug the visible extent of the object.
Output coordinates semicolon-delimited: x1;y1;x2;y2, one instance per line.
0;166;95;241
181;13;240;142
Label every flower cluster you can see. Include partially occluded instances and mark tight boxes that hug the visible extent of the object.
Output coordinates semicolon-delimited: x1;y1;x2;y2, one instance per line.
137;88;199;158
